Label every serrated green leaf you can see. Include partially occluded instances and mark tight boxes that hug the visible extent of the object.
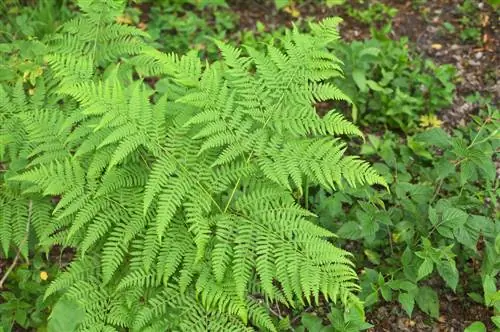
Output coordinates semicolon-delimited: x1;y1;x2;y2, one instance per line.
301;313;329;332
467;292;484;304
398;292;415;317
414;128;451;148
364;291;379;307
437;208;468;239
428;207;438;226
359;47;380;58
337;221;363;240
417;258;433;281
460;159;476;185
401;247;413;266
435;159;455;179
491;316;500;328
387;280;417;292
380;285;392;301
415;286;439;318
436;260;458;291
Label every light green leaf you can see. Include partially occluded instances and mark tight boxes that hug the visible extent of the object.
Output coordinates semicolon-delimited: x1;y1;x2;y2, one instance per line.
274;0;289;9
491;316;500;328
48;296;85;332
380;285;392;301
483;275;497;306
464;321;486;332
326;0;346;7
428;207;438;226
352;69;367;92
460;160;476;185
359;47;380;58
387;280;417;292
435;159;455;180
398;292;415;317
495;233;500;254
364;249;381;265
301;313;329;332
414;128;451;149
417;258;433;281
366;80;385;92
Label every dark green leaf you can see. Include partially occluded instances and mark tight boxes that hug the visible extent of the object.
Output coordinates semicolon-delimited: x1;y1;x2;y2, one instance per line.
467;292;484;304
380;285;392;301
436;260;458;291
301;313;329;332
337;221;363;240
437;208;468;239
414;128;451;149
415;286;439;318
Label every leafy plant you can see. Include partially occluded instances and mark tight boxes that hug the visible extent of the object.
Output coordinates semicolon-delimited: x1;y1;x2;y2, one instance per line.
311;104;498;321
146;0;237;59
0;254;59;331
332;35;456;130
296;307;373;332
346;1;397;26
0;1;387;330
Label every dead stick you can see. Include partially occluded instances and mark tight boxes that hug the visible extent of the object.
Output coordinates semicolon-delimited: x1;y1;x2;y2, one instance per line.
0;200;32;289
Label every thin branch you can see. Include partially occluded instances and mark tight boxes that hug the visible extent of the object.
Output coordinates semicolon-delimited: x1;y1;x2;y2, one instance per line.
0;200;32;289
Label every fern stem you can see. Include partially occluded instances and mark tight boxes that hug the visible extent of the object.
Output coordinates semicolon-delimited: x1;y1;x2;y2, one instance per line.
224;178;240;212
304;178;309;211
158;144;223;213
223;65;301;211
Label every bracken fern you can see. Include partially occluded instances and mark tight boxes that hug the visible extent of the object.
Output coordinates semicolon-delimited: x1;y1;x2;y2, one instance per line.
0;1;386;330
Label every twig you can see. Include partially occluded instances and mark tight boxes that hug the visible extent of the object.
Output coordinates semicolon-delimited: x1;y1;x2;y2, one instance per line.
0;200;32;289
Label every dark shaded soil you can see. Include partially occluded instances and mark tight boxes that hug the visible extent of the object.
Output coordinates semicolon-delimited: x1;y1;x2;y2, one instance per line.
366;299;493;332
389;0;499;128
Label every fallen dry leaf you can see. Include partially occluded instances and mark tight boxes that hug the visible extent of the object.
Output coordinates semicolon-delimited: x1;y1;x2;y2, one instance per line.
480;13;489;27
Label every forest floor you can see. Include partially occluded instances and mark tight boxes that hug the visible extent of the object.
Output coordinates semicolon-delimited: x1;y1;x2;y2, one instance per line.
229;0;499;128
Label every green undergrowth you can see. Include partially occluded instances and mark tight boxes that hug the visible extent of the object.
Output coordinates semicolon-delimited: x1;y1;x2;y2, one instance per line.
0;0;498;331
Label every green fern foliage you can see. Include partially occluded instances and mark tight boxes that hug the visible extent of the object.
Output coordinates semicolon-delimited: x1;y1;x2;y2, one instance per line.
0;1;386;330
